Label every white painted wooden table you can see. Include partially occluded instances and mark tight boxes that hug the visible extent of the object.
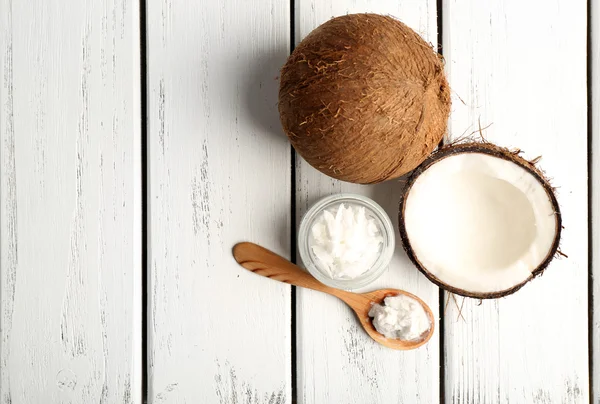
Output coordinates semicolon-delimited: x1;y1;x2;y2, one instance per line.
0;0;598;403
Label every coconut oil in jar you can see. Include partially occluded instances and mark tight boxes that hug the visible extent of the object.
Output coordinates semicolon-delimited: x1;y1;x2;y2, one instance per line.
298;194;395;290
309;203;383;279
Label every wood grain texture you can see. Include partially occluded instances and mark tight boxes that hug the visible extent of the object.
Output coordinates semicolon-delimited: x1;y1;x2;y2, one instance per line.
592;0;600;401
442;0;588;402
294;1;440;403
146;0;291;402
0;0;141;403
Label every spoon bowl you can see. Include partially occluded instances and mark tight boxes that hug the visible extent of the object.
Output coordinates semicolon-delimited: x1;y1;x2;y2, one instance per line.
233;242;435;350
350;288;435;350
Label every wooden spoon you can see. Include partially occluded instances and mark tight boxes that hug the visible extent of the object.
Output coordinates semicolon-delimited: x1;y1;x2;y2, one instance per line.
233;242;435;351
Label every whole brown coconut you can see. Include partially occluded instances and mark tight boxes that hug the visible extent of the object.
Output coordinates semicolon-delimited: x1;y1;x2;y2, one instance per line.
279;14;451;184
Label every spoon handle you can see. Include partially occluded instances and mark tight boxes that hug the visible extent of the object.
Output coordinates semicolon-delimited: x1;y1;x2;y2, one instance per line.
233;242;347;298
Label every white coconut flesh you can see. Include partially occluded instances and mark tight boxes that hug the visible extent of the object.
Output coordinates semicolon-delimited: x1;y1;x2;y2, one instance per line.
403;152;558;295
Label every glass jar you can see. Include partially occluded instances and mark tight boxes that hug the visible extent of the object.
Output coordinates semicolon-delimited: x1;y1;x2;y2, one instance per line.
298;193;395;290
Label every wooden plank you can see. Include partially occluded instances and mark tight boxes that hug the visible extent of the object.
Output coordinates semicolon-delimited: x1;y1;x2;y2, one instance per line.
442;1;588;402
146;0;291;402
592;0;600;401
0;0;141;402
295;3;440;403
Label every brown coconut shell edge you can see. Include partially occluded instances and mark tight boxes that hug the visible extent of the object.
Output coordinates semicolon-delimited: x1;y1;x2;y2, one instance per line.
398;142;562;299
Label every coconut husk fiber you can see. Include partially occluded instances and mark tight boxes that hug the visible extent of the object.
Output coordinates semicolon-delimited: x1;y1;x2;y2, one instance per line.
279;13;451;184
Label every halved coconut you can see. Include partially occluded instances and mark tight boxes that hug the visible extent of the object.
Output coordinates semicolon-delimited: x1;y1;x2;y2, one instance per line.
398;143;561;298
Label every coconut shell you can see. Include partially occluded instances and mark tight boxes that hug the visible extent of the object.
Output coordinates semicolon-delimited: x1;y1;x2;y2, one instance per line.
398;142;562;299
279;14;451;184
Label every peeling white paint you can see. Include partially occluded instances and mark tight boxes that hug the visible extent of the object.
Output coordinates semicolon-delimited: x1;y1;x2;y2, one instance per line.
294;2;440;403
444;0;589;402
147;0;292;402
0;0;141;402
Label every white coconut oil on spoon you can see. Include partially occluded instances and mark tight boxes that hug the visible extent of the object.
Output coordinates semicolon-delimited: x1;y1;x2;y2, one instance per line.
368;294;431;341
